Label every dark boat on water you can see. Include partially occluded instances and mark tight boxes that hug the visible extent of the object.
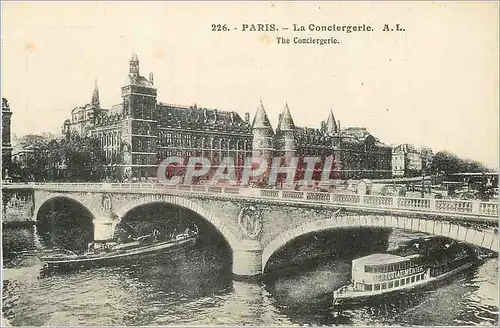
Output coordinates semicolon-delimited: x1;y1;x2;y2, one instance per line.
40;230;198;272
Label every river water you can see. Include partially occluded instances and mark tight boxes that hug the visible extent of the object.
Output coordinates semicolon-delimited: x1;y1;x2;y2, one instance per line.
2;226;498;326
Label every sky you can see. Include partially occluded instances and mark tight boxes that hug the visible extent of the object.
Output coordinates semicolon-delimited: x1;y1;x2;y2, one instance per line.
1;1;499;169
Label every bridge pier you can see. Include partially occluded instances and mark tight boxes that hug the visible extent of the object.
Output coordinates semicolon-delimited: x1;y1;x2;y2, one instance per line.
93;216;115;242
232;240;262;279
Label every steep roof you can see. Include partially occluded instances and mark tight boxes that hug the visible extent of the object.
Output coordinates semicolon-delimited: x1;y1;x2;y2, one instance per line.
124;74;154;88
252;101;273;130
326;109;338;134
343;127;370;139
157;103;251;133
277;102;295;131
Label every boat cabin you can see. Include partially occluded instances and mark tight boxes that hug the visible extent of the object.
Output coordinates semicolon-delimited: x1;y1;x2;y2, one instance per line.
351;253;428;292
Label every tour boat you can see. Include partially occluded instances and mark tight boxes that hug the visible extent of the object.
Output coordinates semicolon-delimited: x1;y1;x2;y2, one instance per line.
333;241;477;306
40;232;198;272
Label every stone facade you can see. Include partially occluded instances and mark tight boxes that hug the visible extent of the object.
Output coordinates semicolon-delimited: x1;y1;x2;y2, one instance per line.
64;53;394;181
392;143;424;177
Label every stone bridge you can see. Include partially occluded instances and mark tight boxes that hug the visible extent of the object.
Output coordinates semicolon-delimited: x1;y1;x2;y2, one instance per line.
2;182;498;277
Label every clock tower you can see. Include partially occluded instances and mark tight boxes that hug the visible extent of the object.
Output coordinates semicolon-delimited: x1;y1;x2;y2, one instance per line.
120;53;158;180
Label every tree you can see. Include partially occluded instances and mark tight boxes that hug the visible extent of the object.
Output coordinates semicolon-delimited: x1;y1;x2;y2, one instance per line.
10;134;51;181
59;132;106;181
430;151;491;175
11;132;107;182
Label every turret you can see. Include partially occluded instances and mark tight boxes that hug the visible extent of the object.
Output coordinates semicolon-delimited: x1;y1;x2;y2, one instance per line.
276;102;297;161
91;79;100;108
251;100;274;160
129;52;140;79
326;109;338;135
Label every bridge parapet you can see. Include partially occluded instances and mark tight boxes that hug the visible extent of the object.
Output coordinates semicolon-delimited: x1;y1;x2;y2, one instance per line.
3;182;498;219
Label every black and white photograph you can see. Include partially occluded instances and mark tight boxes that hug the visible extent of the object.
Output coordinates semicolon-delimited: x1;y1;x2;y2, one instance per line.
1;1;498;326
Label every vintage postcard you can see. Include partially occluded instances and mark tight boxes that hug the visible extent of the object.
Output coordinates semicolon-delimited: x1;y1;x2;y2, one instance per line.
1;1;498;326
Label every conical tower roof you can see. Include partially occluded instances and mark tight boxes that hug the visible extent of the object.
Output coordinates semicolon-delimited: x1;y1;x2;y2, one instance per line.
130;52;139;62
252;100;273;130
91;79;100;108
278;102;295;131
326;109;338;134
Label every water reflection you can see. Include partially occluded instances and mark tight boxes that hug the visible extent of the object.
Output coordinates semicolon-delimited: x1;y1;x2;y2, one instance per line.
1;227;37;267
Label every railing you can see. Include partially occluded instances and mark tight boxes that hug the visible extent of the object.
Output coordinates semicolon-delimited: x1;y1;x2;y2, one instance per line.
331;194;360;204
364;195;393;207
435;199;473;213
480;202;498;216
260;189;280;198
397;197;430;209
4;182;498;218
282;191;304;199
306;192;330;202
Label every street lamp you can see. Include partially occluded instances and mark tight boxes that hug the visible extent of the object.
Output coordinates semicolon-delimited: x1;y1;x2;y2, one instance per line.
421;157;427;198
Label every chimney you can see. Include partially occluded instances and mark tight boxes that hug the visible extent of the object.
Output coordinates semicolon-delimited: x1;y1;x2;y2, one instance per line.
245;112;250;124
149;72;154;85
337;120;341;132
278;113;283;124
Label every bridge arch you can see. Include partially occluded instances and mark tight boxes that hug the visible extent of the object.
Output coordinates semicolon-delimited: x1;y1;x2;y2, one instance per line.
34;195;97;251
33;195;98;223
112;195;240;253
262;214;499;272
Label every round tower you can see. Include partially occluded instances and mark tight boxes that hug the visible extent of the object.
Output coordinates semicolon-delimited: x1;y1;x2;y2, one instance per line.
251;100;274;161
276;102;297;163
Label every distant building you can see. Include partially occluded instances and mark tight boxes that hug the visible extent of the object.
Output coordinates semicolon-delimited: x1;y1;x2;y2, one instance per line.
11;143;36;167
392;144;422;177
11;133;57;167
10;134;57;181
63;53;393;182
420;147;434;171
2;98;12;179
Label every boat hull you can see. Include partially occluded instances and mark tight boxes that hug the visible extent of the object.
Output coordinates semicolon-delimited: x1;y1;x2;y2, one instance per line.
41;236;197;272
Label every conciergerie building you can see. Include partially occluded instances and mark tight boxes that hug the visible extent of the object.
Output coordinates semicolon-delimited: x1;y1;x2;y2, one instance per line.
63;53;392;182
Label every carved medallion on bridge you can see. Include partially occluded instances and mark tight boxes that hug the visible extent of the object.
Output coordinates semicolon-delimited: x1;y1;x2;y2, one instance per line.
238;206;263;239
101;194;113;214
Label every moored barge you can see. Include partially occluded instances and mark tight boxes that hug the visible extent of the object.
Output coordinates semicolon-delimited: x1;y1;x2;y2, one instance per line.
40;232;198;272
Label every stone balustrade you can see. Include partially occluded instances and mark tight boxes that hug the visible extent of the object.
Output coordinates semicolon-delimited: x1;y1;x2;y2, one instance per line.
364;195;394;207
397;197;431;209
435;199;473;213
480;202;498;215
306;192;330;202
331;193;360;204
281;191;304;199
5;182;498;218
